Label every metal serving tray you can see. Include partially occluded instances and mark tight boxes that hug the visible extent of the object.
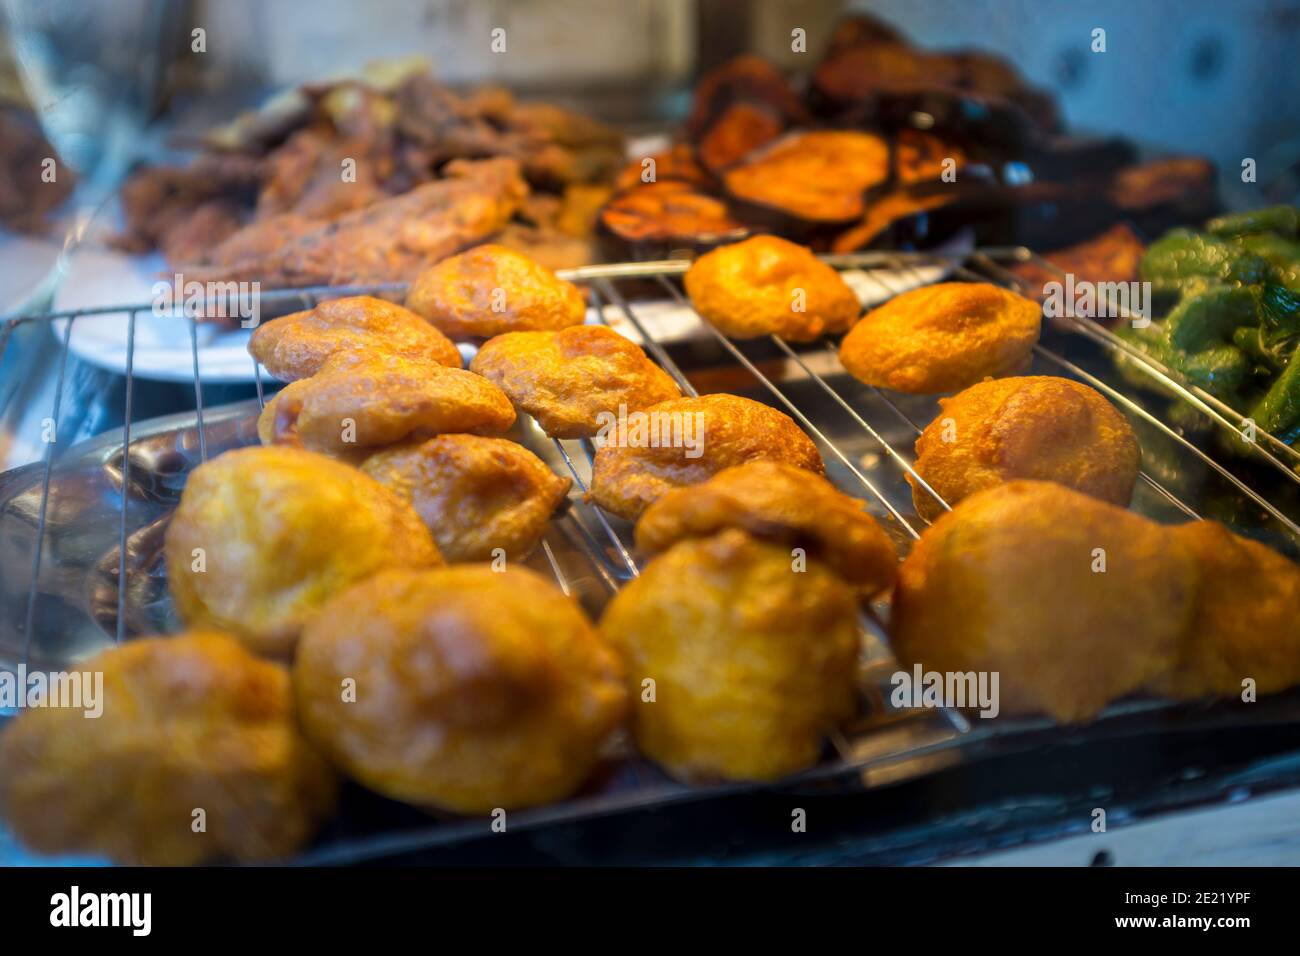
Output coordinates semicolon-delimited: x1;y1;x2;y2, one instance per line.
3;250;1300;864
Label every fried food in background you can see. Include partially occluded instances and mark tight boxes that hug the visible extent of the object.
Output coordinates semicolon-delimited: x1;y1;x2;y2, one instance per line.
1009;223;1145;299
810;19;1059;132
614;144;711;193
589;393;825;520
0;633;337;865
258;352;515;456
894;128;967;185
470;325;681;438
839;282;1041;393
908;376;1140;521
890;481;1196;723
0;103;76;233
249;295;462;381
406;243;586;339
599;180;747;249
116;64;623;270
361;435;571;562
684;235;860;341
829;187;960;252
681;53;807;181
591;14;1216;257
1154;521;1300;700
295;566;626;813
600;529;858;782
491;183;613;272
723;130;890;225
635;461;898;598
684;55;809;144
166;446;442;656
697;102;785;175
185;158;527;288
1108;156;1218;229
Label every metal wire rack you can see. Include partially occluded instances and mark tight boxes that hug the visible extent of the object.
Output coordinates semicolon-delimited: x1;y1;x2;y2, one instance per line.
3;248;1300;864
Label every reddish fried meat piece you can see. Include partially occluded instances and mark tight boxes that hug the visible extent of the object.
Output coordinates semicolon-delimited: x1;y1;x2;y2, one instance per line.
600;181;747;246
1108;157;1217;216
1009;223;1146;294
255;126;388;219
615;144;711;192
685;55;808;141
115;154;261;256
698;102;785;174
185;157;527;287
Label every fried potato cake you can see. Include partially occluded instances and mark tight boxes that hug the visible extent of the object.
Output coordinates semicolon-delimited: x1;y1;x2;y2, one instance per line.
683;235;860;341
294;566;626;813
361;435;571;562
839;282;1041;393
908;376;1140;521
166;446;442;657
248;294;461;381
257;351;515;457
1155;521;1300;700
890;481;1197;723
0;632;337;865
599;529;859;782
405;243;586;339
722;130;890;223
589;392;825;520
469;324;682;438
635;461;897;597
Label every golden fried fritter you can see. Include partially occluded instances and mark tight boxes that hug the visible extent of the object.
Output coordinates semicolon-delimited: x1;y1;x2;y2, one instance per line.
0;632;337;865
599;529;859;781
295;566;627;813
248;295;461;381
684;235;860;341
1154;521;1300;700
361;435;571;562
257;351;515;457
635;461;897;597
839;282;1041;393
166;446;442;657
469;325;682;438
908;376;1140;521
589;393;825;520
406;243;586;339
890;481;1197;723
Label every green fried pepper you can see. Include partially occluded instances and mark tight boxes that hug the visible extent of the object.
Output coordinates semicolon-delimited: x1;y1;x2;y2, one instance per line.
1116;321;1251;403
1122;207;1300;444
1139;231;1275;296
1250;346;1300;444
1177;342;1252;398
1239;234;1300;291
1164;285;1259;351
1206;205;1299;239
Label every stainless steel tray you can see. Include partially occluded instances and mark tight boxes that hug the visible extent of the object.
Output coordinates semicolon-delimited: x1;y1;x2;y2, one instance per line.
4;250;1300;864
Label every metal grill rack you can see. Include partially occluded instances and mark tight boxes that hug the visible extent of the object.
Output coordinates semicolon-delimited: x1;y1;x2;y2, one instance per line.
3;248;1300;864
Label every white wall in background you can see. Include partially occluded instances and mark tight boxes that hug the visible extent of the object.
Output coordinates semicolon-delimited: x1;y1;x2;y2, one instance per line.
198;0;694;88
